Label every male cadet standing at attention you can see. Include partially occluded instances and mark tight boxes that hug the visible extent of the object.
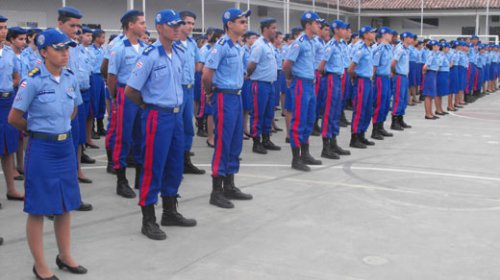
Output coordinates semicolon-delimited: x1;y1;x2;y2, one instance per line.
246;18;281;155
126;9;197;241
311;19;330;136
57;6;93;211
202;8;253;209
348;25;376;149
390;32;414;131
108;10;147;199
317;19;351;160
176;10;205;175
282;11;323;172
371;27;394;140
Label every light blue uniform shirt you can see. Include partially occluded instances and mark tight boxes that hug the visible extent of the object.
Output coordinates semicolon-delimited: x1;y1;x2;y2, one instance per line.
409;45;418;62
438;52;450;72
425;50;441;71
351;41;374;78
20;47;43;79
274;46;283;71
285;33;315;80
199;44;212;64
108;37;146;85
313;36;326;70
175;37;200;85
104;34;125;60
0;47;20;92
373;42;392;76
91;44;104;74
392;43;410;75
13;64;80;134
77;45;94;90
340;40;350;69
127;41;184;108
205;35;244;90
416;48;425;64
458;50;469;67
248;36;278;82
468;47;478;65
322;38;344;75
243;45;250;74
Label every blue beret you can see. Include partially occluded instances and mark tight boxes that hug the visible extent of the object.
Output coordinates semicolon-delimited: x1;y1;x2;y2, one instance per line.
222;8;251;25
300;11;321;22
0;15;7;23
58;6;83;19
36;28;77;50
155;10;184;26
8;26;27;35
260;18;276;25
400;32;411;40
291;27;303;33
121;10;143;24
81;26;93;34
471;35;479;39
331;20;349;29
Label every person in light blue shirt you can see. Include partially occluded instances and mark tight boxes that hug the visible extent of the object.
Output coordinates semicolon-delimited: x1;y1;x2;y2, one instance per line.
202;7;253;209
423;40;441;119
240;31;257;137
311;19;330;136
125;9;198;240
176;10;205;174
371;26;394;139
448;41;461;109
89;29;107;138
348;25;375;148
436;42;452;114
20;29;43;79
107;9;147;199
283;11;323;171
408;34;420;105
247;18;280;153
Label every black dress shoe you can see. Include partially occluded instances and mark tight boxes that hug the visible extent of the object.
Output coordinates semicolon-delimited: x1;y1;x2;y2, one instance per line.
14;174;24;181
425;116;438;120
85;142;99;149
0;237;3;245
78;177;92;184
206;140;214;148
33;266;59;280
80;153;96;164
6;194;24;201
435;111;446;116
77;201;93;211
56;255;88;274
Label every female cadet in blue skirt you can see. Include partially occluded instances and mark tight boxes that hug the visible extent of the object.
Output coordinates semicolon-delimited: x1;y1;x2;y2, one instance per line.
0;15;24;201
9;29;87;280
448;41;461;111
422;40;441;119
435;42;452;115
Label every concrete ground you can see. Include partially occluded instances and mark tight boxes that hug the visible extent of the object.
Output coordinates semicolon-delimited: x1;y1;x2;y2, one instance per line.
1;91;500;280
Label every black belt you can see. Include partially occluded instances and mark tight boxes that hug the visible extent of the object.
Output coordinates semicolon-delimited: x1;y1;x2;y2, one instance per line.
0;92;13;98
250;80;274;84
395;73;408;77
146;104;181;113
29;131;71;141
375;74;390;78
292;77;314;83
215;88;241;95
182;84;193;89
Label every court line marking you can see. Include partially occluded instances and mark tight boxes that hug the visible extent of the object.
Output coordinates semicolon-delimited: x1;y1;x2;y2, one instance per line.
448;111;500;122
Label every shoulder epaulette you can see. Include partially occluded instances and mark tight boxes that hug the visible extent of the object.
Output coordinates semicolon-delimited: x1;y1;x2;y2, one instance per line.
28;68;41;77
65;67;74;75
298;35;305;42
218;38;226;46
143;45;155;56
174;44;185;53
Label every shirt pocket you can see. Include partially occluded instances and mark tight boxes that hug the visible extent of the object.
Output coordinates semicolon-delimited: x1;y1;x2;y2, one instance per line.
153;65;169;79
125;55;137;65
37;92;56;103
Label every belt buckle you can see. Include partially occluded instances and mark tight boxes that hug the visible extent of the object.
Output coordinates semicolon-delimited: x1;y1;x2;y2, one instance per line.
1;92;10;98
173;107;180;113
187;84;193;89
57;134;68;141
236;90;241;96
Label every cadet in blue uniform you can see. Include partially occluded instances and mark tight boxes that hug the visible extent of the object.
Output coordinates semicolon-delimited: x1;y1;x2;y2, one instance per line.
339;29;352;127
20;28;43;80
89;29;107;138
436;42;452;115
246;18;281;154
390;32;414;131
423;40;441;119
283;11;323;171
448;41;460;111
176;10;205;175
371;26;394;139
0;16;24;202
108;10;146;198
317;19;351;159
241;31;258;139
348;25;376;149
202;8;253;208
457;41;469;106
408;34;419;105
9;28;88;280
311;19;330;136
466;36;479;101
126;9;197;241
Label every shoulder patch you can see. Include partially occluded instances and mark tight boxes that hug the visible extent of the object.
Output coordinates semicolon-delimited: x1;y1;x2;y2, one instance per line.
298;36;304;42
143;45;155;56
64;67;75;75
218;38;226;46
174;44;185;53
28;68;40;77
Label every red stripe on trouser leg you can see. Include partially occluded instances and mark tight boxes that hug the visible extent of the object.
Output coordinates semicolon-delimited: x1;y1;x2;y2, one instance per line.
139;110;157;206
466;66;471;93
322;74;333;138
292;80;303;147
112;87;125;169
351;79;364;133
212;93;224;177
251;81;259;137
392;76;401;116
372;77;382;123
474;70;479;91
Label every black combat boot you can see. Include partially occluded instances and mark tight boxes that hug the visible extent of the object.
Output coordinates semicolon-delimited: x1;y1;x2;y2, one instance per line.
360;132;375;146
116;168;136;199
252;136;267;154
301;144;322;165
196;117;208;137
350;133;367;149
390;115;403;131
223;174;253;200
379;122;393;137
183;151;206;174
141;205;166;240
371;123;384;140
262;134;281;151
321;138;339;159
210;176;234;208
291;147;310;171
399;116;412;128
161;196;197;227
330;136;351;155
106;149;116;174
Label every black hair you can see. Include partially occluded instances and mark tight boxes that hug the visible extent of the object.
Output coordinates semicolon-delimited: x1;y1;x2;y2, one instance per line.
92;30;105;42
7;29;25;42
291;27;303;39
121;11;144;31
300;19;313;29
57;15;73;23
260;19;276;33
108;34;118;43
209;28;224;44
180;11;197;20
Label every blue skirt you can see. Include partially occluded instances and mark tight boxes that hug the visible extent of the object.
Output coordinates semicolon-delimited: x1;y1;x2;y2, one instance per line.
0;94;20;156
437;71;450;96
458;66;467;91
449;67;459;94
24;134;81;215
416;63;424;88
423;71;437;97
409;61;419;87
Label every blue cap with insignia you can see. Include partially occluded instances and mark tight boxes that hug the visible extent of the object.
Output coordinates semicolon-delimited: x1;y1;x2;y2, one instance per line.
471;35;479;39
36;28;77;50
120;10;143;25
427;40;439;47
400;31;413;40
58;6;83;19
331;20;350;29
440;42;450;48
359;25;375;37
155;9;185;26
300;11;321;22
222;8;251;25
8;26;27;35
0;15;7;23
377;26;392;35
